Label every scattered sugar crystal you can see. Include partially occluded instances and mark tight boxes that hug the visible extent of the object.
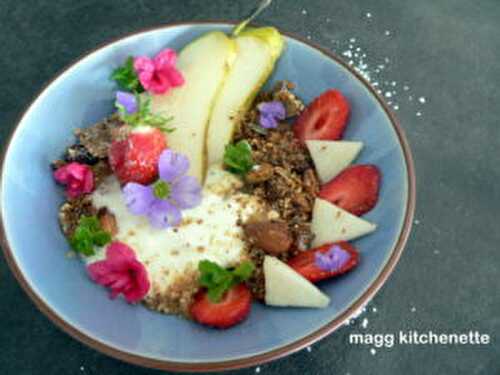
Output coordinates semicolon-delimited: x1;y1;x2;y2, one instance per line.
411;306;417;313
307;35;312;40
391;81;397;86
416;111;422;117
349;60;354;65
403;85;410;91
377;64;385;70
434;249;440;255
80;367;85;372
393;105;399;110
372;82;379;86
356;47;361;52
372;307;378;313
384;57;390;64
377;89;382;94
361;318;369;329
343;50;353;58
350;37;357;43
385;92;392;98
418;97;426;104
366;12;372;18
302;9;308;15
370;348;377;355
255;367;261;373
414;219;420;225
388;101;393;105
385;30;391;36
306;346;312;352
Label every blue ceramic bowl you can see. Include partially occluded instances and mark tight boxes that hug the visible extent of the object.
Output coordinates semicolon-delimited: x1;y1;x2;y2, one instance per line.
0;23;415;371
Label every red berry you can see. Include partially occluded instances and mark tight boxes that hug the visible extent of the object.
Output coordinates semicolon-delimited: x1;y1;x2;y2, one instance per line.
294;89;350;143
288;242;360;283
190;284;252;329
109;127;167;185
319;164;381;216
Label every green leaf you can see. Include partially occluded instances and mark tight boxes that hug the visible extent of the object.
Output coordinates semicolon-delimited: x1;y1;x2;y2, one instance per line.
198;260;255;303
233;261;255;282
111;57;144;93
69;215;112;256
223;140;254;175
92;231;112;247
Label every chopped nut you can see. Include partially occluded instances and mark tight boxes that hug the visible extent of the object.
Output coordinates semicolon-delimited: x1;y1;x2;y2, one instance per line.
245;163;274;184
97;207;118;236
243;221;293;256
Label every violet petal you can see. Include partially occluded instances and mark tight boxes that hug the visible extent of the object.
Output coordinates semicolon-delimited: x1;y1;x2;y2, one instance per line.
259;113;278;129
123;183;155;215
116;91;138;114
158;149;190;183
170;175;202;209
314;245;350;272
147;200;182;229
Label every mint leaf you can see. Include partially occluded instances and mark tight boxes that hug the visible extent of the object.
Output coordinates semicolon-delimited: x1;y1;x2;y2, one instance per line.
198;260;254;303
223;140;254;175
233;261;255;282
111;57;144;93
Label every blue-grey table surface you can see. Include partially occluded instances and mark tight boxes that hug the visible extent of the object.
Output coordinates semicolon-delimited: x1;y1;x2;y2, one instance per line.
1;0;499;374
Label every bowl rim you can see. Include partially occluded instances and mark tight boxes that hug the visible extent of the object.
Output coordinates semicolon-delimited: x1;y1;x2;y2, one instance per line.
0;20;416;372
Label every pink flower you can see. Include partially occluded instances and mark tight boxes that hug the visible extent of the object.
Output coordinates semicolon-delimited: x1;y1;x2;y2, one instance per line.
134;49;185;95
87;242;150;303
53;162;94;199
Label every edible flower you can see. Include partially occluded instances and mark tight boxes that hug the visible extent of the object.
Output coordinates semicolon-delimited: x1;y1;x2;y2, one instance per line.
257;101;286;129
111;56;144;93
223;140;254;175
123;149;202;229
315;244;350;272
115;91;138;114
115;91;174;132
87;241;150;303
134;48;185;95
70;215;112;256
198;260;254;302
53;162;94;199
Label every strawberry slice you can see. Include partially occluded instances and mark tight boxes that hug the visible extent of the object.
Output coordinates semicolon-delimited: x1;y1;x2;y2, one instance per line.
319;164;381;216
190;284;252;329
288;242;360;283
294;89;350;143
109;127;167;185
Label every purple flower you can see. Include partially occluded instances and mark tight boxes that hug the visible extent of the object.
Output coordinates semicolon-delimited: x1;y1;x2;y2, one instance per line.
122;150;202;229
115;91;138;114
315;245;350;272
258;101;286;129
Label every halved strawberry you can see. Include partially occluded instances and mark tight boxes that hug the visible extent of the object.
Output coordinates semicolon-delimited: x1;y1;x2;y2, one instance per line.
319;164;381;216
109;127;166;185
294;89;350;143
190;284;252;329
288;242;359;283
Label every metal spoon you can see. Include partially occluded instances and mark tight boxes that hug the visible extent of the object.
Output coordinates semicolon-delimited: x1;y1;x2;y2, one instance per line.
232;0;273;36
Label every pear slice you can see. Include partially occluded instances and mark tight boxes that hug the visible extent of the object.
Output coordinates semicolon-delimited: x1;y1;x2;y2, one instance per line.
151;32;237;182
312;198;377;247
306;140;363;183
206;27;285;165
264;256;330;308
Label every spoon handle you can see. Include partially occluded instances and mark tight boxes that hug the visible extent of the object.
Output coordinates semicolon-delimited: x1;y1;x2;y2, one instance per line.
232;0;273;36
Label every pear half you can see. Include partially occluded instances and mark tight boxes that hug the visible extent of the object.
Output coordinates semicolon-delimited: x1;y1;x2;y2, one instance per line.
306;140;363;183
312;198;377;247
206;27;285;165
264;256;330;308
151;32;237;182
